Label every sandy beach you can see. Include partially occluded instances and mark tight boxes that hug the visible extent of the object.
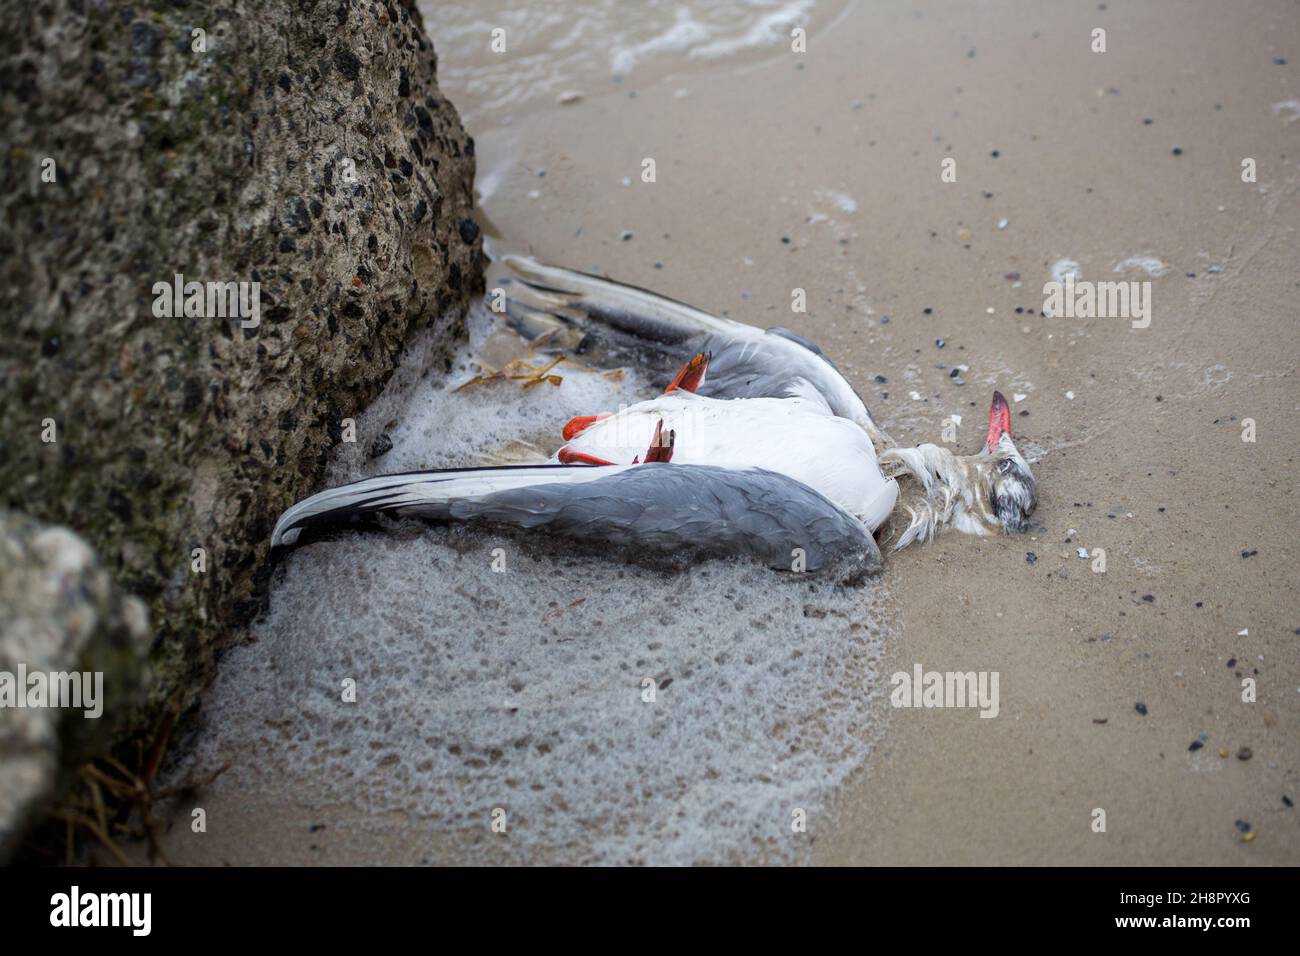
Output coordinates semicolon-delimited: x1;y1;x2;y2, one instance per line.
119;0;1298;865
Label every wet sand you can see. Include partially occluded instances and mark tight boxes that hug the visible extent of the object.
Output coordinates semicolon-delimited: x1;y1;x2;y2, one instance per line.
130;0;1298;864
463;0;1299;864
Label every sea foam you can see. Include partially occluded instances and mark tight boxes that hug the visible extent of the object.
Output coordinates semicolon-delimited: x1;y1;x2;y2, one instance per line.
178;301;894;864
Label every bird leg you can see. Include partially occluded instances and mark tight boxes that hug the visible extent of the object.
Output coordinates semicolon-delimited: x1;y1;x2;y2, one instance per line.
557;447;616;465
561;351;707;443
562;413;609;441
664;351;711;394
641;418;675;463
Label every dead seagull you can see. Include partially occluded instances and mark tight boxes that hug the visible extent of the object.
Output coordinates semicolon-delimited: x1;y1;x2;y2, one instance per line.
270;256;1038;570
498;256;1037;547
553;351;900;532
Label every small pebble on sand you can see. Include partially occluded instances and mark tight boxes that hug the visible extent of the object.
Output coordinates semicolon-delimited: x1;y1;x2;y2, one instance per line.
1237;746;1252;761
1135;702;1148;715
369;433;393;459
1026;551;1038;565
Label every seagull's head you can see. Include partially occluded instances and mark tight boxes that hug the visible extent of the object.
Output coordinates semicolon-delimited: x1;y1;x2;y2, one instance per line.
979;390;1037;534
880;390;1038;548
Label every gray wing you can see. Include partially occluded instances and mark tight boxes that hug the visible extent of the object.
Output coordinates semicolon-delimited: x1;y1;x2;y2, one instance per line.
495;256;881;434
693;330;842;410
272;462;881;577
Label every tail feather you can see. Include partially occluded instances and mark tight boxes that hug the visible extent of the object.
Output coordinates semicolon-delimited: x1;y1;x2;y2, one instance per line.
493;256;883;436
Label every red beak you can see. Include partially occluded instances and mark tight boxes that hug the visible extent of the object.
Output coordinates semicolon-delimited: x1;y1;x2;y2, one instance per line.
984;391;1011;453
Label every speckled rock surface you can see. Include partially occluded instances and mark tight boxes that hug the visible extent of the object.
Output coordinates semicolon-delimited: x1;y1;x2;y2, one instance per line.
0;0;482;727
0;511;151;860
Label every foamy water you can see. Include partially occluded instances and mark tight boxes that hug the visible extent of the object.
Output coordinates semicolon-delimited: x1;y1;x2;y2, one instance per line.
180;303;895;864
419;0;843;125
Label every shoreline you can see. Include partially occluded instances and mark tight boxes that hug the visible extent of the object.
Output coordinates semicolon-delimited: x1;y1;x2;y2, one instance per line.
118;0;1298;865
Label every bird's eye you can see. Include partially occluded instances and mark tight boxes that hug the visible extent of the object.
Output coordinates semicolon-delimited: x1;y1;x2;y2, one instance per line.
997;459;1014;474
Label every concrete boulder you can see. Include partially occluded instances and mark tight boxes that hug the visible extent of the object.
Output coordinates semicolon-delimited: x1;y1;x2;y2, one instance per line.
0;0;483;856
0;0;482;715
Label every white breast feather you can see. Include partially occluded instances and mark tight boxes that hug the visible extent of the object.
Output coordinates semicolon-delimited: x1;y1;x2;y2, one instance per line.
560;394;897;529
